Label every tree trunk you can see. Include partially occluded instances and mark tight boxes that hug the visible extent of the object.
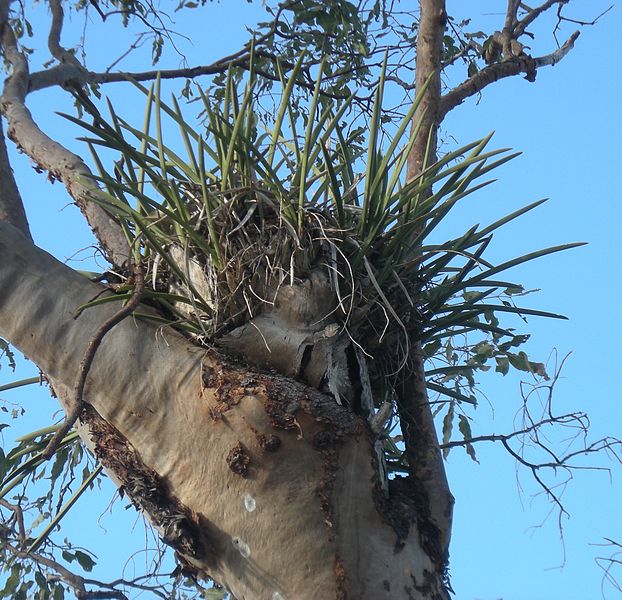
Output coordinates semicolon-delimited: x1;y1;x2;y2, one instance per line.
397;0;454;572
0;221;450;599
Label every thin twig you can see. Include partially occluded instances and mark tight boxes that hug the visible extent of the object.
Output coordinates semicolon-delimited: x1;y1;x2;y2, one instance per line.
0;498;26;545
439;30;579;119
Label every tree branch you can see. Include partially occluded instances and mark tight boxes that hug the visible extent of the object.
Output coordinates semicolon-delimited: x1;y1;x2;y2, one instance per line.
515;0;565;38
441;357;622;519
0;21;130;267
0;498;26;545
27;52;368;103
4;543;128;600
48;0;78;66
501;0;521;57
0;3;31;239
400;0;454;575
439;30;579;119
0;116;31;239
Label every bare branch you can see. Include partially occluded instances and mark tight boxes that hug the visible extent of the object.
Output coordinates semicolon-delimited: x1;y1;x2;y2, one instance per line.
27;51;368;104
515;0;567;38
83;574;170;599
0;116;31;239
441;357;622;519
0;22;130;267
439;30;579;119
48;0;74;64
501;0;521;57
555;4;613;28
0;3;31;239
533;30;580;65
595;538;622;596
0;498;26;545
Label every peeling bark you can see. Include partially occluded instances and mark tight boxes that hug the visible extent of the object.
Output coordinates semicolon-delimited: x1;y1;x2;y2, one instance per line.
0;222;449;599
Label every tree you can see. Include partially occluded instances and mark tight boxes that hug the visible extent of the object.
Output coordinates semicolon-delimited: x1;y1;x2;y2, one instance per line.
0;1;618;599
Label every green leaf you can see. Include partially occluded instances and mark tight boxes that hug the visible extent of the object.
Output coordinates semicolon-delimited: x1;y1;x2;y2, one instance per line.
427;382;477;405
34;571;48;593
495;356;510;375
1;565;20;597
458;415;477;462
423;339;442;358
52;584;65;600
74;550;96;572
203;587;228;600
442;402;455;458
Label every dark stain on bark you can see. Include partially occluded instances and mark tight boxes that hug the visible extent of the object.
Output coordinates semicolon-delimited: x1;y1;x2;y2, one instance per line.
261;381;301;432
256;432;281;452
334;552;348;600
82;405;215;571
226;441;250;477
312;429;333;450
372;476;419;550
408;570;445;600
201;364;217;388
398;474;449;577
262;377;359;435
316;447;338;540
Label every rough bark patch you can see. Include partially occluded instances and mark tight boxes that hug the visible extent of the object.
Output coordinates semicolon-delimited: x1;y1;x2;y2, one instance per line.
256;432;281;452
226;441;250;477
409;569;446;600
334;553;348;600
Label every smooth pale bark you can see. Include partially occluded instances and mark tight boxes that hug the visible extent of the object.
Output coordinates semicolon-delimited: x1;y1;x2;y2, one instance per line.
0;222;449;600
0;117;30;239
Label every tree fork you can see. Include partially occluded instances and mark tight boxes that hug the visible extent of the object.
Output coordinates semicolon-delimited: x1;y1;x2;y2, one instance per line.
0;222;449;599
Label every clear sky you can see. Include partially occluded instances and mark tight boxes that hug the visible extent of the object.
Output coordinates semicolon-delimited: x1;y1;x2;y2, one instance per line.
1;2;621;599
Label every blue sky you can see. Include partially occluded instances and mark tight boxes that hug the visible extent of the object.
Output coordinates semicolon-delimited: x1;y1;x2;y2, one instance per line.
1;2;621;599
